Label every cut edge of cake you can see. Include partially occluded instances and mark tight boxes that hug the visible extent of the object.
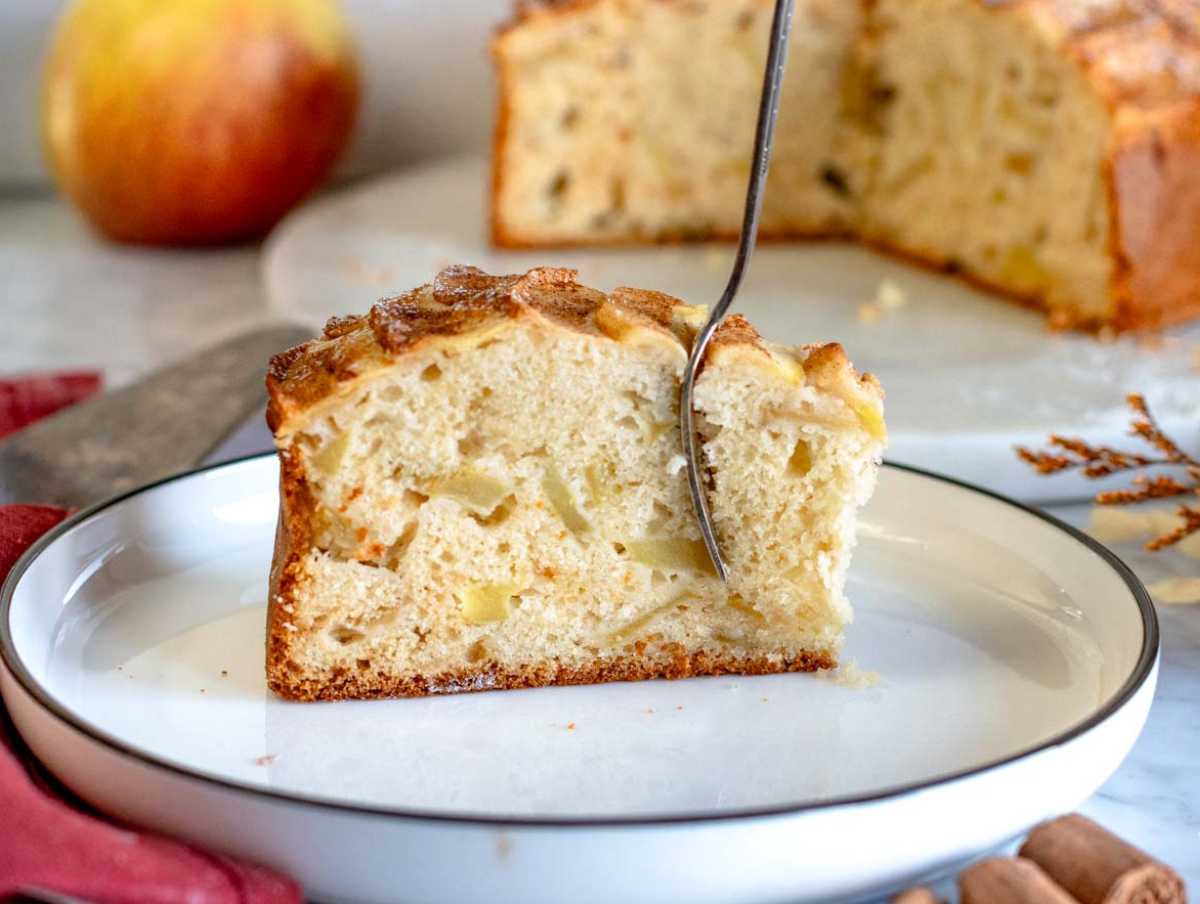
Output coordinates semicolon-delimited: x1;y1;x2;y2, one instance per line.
489;0;1200;332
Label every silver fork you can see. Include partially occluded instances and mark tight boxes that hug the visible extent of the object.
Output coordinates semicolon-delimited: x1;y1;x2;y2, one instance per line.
679;0;797;581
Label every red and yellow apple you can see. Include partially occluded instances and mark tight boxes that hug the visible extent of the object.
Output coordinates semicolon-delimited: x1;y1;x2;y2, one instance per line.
42;0;359;245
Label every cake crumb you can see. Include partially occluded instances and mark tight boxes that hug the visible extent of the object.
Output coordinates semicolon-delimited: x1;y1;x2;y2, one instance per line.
1047;309;1072;330
857;303;883;324
341;257;396;287
818;659;880;688
858;280;907;324
495;832;512;863
1147;577;1200;605
253;754;278;766
703;246;729;273
876;279;908;310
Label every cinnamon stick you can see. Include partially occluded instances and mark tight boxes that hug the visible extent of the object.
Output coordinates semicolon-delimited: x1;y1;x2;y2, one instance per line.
890;887;942;904
1020;814;1185;904
959;857;1077;904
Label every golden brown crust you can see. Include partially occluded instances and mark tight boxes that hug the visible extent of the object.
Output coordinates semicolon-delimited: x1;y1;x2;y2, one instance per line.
706;313;771;358
1027;0;1200;108
1011;0;1200;330
1109;100;1200;329
490;0;1200;331
268;641;836;701
268;266;654;431
265;324;383;433
266;446;318;689
267;265;877;435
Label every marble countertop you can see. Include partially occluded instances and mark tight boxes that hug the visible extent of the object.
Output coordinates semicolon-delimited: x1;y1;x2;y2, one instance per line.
2;196;1197;896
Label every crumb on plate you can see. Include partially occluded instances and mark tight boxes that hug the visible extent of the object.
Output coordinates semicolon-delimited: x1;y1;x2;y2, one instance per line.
876;279;907;310
817;659;881;689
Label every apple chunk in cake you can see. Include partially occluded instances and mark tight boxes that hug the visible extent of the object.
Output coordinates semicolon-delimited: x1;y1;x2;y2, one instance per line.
266;265;884;700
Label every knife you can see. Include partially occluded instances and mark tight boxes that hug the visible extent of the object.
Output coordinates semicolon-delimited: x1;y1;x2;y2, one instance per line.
0;324;314;509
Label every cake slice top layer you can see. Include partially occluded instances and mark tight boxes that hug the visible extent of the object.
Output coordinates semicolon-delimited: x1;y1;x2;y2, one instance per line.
267;265;883;438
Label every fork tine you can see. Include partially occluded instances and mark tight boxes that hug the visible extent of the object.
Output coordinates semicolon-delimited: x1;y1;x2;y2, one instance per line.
679;0;797;581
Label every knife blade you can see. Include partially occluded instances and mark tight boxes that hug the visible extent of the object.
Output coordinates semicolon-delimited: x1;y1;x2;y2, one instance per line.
0;324;314;509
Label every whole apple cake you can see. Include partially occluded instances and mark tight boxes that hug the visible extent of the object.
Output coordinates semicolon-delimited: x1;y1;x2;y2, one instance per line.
491;0;1200;331
265;266;885;700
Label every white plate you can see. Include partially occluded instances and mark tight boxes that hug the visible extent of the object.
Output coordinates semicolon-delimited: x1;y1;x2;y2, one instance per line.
264;155;1200;502
1;456;1156;903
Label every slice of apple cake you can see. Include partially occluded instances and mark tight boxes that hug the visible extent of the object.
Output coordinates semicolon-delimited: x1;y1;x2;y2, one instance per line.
265;265;884;700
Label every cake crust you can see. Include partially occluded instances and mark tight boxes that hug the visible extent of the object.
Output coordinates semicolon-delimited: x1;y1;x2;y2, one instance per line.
490;0;1200;331
1041;0;1200;329
275;642;835;702
267;265;878;431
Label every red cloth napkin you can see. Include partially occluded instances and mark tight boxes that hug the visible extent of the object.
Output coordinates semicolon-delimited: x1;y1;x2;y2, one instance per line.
0;371;102;439
0;375;302;904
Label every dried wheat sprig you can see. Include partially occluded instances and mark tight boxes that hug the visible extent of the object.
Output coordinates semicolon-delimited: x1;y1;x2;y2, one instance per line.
1146;505;1200;551
1126;393;1198;466
1095;474;1199;505
1017;394;1200;551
